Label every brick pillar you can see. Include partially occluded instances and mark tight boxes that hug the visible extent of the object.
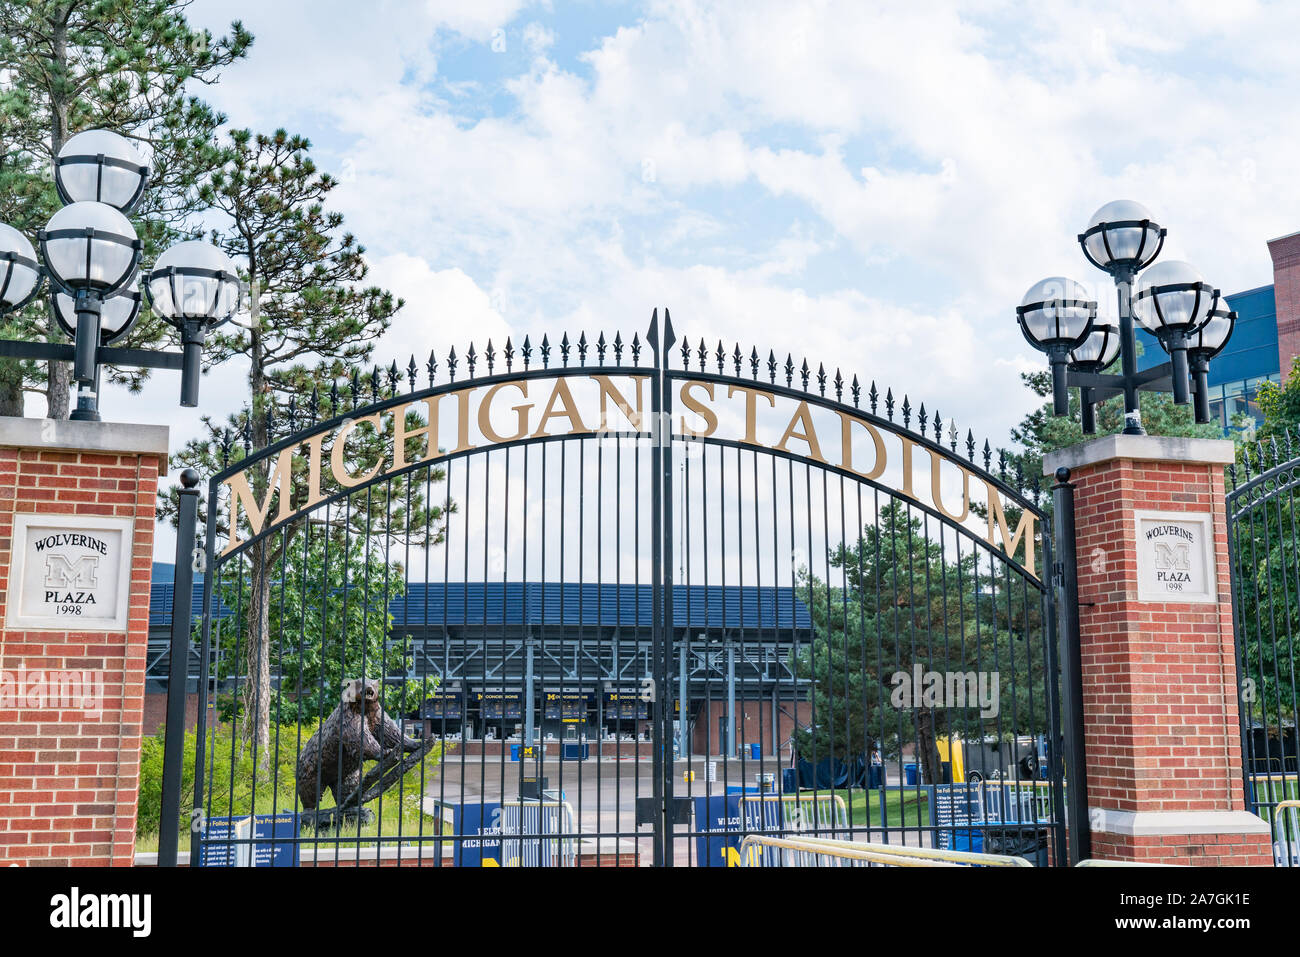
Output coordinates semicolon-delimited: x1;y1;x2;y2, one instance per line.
0;417;168;866
1044;435;1272;865
1268;231;1300;381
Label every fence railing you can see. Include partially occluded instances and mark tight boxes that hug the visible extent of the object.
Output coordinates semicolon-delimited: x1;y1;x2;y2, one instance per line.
736;834;1034;867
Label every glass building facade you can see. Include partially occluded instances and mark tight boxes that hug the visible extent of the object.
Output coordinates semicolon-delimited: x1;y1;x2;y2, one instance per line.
1136;283;1281;436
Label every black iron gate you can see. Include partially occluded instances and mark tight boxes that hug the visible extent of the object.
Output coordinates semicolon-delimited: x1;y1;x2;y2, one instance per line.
169;312;1073;866
1227;440;1300;865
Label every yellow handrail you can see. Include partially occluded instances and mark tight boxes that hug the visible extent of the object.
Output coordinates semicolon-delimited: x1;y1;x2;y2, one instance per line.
736;833;1033;867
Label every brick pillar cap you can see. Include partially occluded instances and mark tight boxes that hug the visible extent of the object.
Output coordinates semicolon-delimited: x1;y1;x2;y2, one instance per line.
0;414;169;474
1042;433;1235;476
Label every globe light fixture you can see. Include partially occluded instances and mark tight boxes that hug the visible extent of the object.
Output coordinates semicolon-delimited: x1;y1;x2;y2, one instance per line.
1016;276;1096;415
51;276;143;346
145;240;242;407
54;129;151;214
0;128;230;420
1134;260;1218;406
1067;323;1120;434
0;223;44;312
1019;200;1234;435
1078;200;1165;275
1186;303;1236;425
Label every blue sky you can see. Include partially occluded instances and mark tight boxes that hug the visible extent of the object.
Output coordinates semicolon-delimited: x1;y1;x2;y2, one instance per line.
86;0;1300;552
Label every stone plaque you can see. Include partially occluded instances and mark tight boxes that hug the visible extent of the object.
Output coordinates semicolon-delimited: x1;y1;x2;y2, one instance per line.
4;514;135;631
1134;510;1216;604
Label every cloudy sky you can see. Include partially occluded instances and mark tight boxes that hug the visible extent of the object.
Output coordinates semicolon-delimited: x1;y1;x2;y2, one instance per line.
77;0;1300;553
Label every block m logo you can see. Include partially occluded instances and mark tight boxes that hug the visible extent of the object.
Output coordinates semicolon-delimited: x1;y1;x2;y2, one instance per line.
44;553;100;589
1152;542;1190;571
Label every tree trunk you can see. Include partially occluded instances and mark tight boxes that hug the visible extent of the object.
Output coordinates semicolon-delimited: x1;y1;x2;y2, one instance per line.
0;363;25;417
915;708;943;785
45;16;70;420
239;299;272;758
241;547;272;760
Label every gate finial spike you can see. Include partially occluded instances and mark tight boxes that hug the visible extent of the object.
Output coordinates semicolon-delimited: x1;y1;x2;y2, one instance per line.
426;349;437;385
785;354;794;387
816;362;826;396
611;332;621;364
733;343;743;376
595;332;605;364
901;394;911;429
700;339;709;373
465;343;477;378
751;346;760;379
885;387;894;420
800;358;810;391
485;339;496;374
918;401;927;436
371;364;382;403
851;374;860;407
447;346;458;382
578;331;588;366
523;334;534;369
350;367;361;406
560;332;570;367
716;340;725;374
505;336;515;371
869;380;878;414
630;332;641;366
541;334;551;368
983;438;992;470
407;355;418;391
948;419;957;452
967;429;975;461
388;360;399;395
768;349;777;383
1270;435;1279;464
833;368;843;402
680;336;691;369
663;308;675;353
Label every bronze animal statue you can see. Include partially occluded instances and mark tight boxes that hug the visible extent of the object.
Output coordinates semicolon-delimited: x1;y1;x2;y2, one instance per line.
296;678;432;830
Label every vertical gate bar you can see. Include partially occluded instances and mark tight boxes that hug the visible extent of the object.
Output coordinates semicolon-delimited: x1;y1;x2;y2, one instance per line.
1051;468;1089;865
1242;479;1270;809
648;309;664;866
192;486;218;865
659;310;678;864
160;471;200;866
1040;531;1068;866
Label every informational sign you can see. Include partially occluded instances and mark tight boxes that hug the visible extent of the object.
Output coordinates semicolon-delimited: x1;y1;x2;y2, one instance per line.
422;690;463;720
198;812;299;867
435;801;502;866
1134;510;1216;604
4;514;134;632
604;691;649;720
475;691;523;720
930;785;984;850
543;692;592;722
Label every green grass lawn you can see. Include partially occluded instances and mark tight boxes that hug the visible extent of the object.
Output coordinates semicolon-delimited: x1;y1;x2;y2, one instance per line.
783;787;933;828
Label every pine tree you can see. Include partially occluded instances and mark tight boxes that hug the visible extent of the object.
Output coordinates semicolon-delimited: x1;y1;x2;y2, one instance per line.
166;129;449;758
0;0;251;416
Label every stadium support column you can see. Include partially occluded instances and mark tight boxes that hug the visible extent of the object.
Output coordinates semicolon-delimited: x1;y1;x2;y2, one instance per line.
1043;435;1272;865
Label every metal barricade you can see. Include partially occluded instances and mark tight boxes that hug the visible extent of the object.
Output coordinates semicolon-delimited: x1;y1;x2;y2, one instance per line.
1269;800;1300;867
736;792;850;837
499;800;577;867
737;833;1033;867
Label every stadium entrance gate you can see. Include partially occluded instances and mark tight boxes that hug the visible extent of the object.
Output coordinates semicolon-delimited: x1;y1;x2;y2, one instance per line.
177;313;1075;866
1227;441;1300;865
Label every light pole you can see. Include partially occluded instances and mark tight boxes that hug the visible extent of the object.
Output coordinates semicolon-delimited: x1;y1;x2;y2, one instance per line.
1019;199;1237;435
0;128;241;418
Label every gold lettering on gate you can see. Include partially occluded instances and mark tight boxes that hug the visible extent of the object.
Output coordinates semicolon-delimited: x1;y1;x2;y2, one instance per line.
330;414;385;488
222;446;295;556
727;385;776;446
774;400;828;464
679;381;718;438
837;410;887;481
532;378;590;437
478;382;533;444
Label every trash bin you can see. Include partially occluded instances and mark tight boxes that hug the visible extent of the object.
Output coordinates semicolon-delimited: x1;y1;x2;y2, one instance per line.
509;744;521;762
749;743;762;760
904;763;918;785
869;764;884;789
781;768;797;793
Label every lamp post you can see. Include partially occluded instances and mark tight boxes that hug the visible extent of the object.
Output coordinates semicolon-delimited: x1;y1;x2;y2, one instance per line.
0;128;242;418
1019;200;1233;435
